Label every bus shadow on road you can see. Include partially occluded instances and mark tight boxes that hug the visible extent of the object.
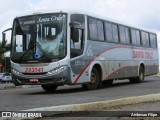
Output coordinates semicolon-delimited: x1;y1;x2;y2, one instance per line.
102;79;154;88
23;79;154;95
24;87;85;95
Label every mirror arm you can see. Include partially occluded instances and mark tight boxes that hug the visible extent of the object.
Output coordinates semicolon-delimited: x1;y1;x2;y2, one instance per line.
2;28;12;34
2;28;12;46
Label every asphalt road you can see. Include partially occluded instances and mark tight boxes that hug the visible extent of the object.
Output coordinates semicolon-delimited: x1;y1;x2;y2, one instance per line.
36;102;160;120
0;76;160;111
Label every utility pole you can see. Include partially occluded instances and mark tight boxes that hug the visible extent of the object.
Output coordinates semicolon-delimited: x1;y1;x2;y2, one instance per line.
3;48;6;72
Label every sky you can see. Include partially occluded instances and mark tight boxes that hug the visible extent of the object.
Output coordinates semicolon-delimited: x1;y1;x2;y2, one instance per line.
1;0;160;48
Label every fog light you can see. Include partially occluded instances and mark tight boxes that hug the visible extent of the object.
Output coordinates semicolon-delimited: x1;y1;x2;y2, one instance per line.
12;68;20;75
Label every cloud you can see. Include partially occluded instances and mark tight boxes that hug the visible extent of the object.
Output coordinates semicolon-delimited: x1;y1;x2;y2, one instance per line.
0;0;34;38
27;0;160;31
1;0;160;44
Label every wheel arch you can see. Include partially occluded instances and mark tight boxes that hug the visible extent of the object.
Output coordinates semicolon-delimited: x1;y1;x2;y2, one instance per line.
89;62;103;82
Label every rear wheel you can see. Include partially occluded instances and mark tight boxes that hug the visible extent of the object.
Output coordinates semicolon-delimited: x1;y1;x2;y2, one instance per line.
130;66;144;83
41;85;58;92
82;68;100;90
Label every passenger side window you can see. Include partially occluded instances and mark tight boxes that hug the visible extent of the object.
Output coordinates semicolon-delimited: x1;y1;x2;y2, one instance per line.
131;29;141;46
88;18;98;40
112;24;119;43
97;20;104;41
150;34;157;48
125;27;130;44
131;29;137;45
136;30;141;46
141;31;150;47
105;22;113;42
146;33;150;47
119;26;126;44
88;17;104;41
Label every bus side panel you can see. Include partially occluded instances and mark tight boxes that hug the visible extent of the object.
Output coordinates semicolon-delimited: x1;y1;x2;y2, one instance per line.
70;40;159;85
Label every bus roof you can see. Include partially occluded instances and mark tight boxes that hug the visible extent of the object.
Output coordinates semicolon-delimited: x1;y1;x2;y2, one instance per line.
16;8;157;34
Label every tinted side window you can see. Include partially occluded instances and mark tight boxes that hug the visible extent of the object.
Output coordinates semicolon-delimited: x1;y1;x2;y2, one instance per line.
153;34;157;48
150;34;157;48
136;30;141;46
131;29;137;45
146;33;150;47
125;27;130;44
119;26;125;44
112;24;119;43
105;22;113;42
97;20;104;41
141;31;146;47
88;18;98;40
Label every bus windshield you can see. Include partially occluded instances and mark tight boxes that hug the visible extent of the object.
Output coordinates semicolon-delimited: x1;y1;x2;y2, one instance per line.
11;13;67;63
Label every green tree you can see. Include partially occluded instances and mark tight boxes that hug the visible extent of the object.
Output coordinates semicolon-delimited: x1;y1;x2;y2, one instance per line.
0;39;11;72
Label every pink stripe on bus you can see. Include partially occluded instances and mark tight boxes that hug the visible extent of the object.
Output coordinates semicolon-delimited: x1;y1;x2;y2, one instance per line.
73;46;158;84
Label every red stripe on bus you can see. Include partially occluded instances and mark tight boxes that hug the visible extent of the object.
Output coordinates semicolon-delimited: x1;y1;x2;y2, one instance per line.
107;64;158;79
73;46;130;84
73;46;158;84
107;66;138;79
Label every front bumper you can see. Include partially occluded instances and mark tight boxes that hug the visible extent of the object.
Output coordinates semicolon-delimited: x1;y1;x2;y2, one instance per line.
12;67;71;86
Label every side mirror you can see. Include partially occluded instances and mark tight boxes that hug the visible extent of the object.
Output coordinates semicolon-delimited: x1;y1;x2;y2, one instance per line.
2;28;12;42
71;28;79;42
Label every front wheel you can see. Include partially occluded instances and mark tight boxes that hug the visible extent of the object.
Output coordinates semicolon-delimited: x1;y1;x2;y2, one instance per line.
41;85;58;92
82;68;100;90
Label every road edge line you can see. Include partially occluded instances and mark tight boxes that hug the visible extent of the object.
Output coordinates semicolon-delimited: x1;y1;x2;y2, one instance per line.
23;93;160;112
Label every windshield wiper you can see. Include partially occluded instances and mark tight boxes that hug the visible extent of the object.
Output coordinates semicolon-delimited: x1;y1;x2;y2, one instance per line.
18;43;51;63
19;44;34;62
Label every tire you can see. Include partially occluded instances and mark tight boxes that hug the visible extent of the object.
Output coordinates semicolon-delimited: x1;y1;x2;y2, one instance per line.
130;66;144;83
137;66;145;83
41;85;58;92
82;68;100;90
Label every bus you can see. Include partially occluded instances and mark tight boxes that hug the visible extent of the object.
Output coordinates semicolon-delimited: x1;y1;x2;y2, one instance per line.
2;10;159;92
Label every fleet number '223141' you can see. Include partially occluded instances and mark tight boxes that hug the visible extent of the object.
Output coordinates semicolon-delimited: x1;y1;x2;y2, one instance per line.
25;67;43;73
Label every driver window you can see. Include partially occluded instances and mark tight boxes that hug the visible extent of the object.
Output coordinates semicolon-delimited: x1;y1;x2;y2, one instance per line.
70;28;84;58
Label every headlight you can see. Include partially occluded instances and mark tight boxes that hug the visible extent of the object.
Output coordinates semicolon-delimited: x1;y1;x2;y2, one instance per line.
12;68;20;75
48;65;67;75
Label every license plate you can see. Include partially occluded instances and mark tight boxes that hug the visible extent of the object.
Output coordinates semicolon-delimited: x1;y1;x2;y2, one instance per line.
29;78;39;82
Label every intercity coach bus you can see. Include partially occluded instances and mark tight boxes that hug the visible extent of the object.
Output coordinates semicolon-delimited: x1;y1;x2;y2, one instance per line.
2;10;159;92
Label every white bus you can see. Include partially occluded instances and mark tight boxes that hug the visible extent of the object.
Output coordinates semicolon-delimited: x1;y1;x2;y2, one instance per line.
2;10;159;92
